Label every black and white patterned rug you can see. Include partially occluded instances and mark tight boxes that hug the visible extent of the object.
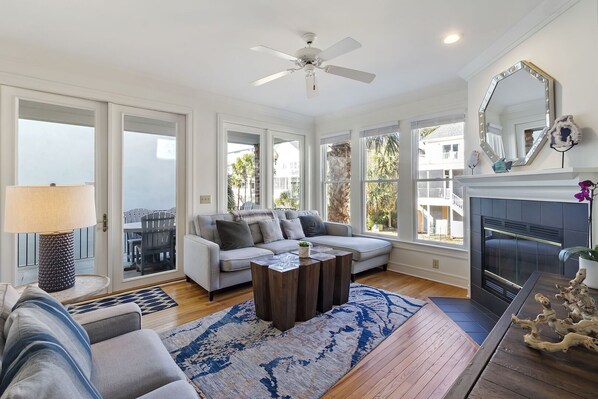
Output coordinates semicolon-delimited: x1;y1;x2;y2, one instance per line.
68;286;178;316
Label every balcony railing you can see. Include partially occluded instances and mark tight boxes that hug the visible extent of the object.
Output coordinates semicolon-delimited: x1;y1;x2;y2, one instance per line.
17;227;95;268
417;187;463;200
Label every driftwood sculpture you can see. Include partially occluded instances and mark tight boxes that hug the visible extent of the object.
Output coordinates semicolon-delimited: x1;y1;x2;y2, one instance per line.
512;269;598;352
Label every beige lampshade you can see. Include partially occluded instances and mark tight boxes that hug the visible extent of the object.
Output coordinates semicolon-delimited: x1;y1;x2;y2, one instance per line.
4;185;97;233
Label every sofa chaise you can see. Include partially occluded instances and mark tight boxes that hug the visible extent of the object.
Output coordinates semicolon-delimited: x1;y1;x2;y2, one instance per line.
184;209;392;300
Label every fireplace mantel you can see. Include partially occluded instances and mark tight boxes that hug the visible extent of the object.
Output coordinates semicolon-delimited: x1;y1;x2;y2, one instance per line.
457;167;598;202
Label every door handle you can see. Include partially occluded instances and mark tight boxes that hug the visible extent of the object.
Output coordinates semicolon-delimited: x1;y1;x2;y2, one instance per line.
103;214;108;232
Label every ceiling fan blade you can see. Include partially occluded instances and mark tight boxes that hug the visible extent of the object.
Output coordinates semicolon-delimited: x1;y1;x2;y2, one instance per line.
306;73;319;98
318;37;361;62
251;70;294;86
251;45;297;61
324;65;376;83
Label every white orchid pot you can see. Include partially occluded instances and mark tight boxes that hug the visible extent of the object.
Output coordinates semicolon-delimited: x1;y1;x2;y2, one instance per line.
579;258;598;289
298;246;311;258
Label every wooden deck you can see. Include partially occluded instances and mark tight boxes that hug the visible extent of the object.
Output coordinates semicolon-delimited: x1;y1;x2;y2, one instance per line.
143;270;478;399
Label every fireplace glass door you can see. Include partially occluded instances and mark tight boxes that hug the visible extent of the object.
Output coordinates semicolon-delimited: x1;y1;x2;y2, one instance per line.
483;227;562;300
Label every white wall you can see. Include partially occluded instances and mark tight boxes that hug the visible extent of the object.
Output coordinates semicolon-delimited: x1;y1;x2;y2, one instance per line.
466;0;598;174
0;40;314;283
0;40;314;218
460;0;598;293
315;80;470;289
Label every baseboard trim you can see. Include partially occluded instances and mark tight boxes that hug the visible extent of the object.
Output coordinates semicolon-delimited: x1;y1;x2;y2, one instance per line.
387;261;469;290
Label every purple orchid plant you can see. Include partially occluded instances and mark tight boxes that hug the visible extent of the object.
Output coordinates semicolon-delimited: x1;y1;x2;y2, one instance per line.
559;180;598;263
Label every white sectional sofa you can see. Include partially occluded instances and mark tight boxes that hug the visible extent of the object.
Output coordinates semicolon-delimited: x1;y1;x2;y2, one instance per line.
184;210;392;300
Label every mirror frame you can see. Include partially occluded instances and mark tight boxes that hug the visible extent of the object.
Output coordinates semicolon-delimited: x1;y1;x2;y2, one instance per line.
478;61;555;167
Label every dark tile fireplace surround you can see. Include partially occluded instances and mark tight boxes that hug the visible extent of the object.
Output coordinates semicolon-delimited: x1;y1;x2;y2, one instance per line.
470;197;589;316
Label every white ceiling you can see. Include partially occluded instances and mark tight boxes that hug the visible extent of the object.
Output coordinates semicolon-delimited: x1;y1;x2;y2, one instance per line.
0;0;545;116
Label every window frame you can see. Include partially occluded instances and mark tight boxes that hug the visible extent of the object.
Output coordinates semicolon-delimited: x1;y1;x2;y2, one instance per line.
359;123;400;237
217;115;309;212
412;116;465;248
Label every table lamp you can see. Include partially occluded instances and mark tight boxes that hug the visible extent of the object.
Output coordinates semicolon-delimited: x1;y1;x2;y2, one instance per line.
4;184;97;292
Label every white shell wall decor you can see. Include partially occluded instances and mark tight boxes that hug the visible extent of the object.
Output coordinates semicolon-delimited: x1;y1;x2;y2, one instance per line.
548;115;582;150
548;115;582;168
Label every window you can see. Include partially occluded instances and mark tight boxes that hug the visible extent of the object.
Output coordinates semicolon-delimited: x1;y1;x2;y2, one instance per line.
360;124;399;236
220;121;305;212
226;130;262;211
17;100;96;284
442;144;459;160
273;135;301;210
413;116;465;246
321;133;351;223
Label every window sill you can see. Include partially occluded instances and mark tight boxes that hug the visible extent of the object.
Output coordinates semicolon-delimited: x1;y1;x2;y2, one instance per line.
354;233;468;259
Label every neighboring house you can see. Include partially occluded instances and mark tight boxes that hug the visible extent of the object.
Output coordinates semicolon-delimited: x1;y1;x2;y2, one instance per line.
417;124;464;241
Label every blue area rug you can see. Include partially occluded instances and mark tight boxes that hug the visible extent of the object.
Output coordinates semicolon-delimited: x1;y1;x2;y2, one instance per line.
160;283;425;399
68;286;177;316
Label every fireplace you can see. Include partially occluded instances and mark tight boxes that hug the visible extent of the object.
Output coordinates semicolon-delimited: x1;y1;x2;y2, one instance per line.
482;216;563;302
470;197;588;315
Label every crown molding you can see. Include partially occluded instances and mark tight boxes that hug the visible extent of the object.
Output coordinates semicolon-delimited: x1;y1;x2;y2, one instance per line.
459;0;581;81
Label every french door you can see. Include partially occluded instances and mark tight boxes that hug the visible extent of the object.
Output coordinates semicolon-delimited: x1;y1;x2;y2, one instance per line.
0;87;186;292
0;87;108;285
109;105;186;291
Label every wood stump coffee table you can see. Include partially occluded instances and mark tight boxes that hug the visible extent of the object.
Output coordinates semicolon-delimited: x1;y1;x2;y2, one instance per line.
251;248;354;331
307;247;353;306
250;253;320;331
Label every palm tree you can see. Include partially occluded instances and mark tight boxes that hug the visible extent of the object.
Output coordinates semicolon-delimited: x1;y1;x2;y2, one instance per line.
231;154;255;204
228;173;243;210
366;132;399;158
365;133;400;230
326;142;351;223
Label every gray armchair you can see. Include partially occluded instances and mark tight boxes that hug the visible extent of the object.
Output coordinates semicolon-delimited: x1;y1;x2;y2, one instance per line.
71;303;197;399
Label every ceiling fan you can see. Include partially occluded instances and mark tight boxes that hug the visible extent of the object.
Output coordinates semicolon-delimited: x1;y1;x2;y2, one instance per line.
250;32;376;98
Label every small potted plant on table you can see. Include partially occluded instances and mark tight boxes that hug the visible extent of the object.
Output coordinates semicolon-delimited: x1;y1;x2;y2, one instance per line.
298;241;312;258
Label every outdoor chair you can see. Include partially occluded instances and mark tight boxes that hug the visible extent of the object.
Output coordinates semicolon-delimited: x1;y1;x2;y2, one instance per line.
123;208;150;265
134;211;175;275
241;201;254;210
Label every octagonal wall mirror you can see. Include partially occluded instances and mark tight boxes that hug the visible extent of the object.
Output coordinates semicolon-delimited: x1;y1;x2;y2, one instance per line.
479;61;555;167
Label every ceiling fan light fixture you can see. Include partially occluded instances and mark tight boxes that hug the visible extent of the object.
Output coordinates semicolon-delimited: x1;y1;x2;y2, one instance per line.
443;33;461;45
250;33;375;96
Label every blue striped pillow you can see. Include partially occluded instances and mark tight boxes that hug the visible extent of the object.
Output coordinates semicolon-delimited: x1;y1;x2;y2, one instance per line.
0;286;100;398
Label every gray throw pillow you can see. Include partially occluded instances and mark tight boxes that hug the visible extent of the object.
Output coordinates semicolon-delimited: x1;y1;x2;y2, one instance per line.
248;222;264;244
216;220;255;250
280;218;305;240
299;215;327;237
258;218;284;243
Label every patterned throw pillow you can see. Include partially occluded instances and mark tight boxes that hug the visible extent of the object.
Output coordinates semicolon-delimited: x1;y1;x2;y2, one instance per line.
258;218;284;243
299;215;327;237
216;220;255;250
0;286;100;398
280;218;306;240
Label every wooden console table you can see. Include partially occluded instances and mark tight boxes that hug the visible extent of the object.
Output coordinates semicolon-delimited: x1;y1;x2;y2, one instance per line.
446;272;598;398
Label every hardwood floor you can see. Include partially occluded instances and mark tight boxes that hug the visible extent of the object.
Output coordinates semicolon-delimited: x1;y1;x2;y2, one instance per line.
142;270;478;399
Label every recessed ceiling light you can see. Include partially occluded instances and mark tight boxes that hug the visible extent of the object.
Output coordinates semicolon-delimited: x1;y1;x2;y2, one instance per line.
443;34;461;44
